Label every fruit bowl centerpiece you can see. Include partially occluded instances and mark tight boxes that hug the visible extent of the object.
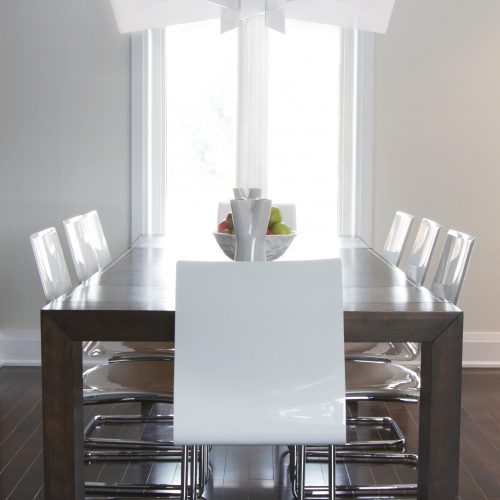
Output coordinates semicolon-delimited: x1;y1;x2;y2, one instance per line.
213;205;296;261
213;231;296;261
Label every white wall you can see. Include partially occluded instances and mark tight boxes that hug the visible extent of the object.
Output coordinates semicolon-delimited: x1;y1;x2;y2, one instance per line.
372;0;500;364
0;0;131;364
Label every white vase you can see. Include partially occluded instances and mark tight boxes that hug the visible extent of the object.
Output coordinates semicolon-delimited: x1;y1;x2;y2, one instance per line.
231;197;271;262
233;187;262;200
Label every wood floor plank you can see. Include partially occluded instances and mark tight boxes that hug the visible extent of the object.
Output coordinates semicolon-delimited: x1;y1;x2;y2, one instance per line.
459;459;487;500
461;408;500;483
0;402;43;474
5;449;44;500
0;422;43;499
460;432;500;497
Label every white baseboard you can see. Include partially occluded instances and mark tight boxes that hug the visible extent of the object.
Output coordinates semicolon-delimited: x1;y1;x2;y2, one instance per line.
1;330;500;368
0;330;107;368
0;330;41;367
462;331;500;368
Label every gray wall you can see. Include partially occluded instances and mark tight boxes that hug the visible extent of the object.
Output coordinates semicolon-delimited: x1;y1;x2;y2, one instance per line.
372;0;500;333
0;0;131;336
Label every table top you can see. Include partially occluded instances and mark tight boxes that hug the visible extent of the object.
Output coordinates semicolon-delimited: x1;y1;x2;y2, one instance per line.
45;235;457;312
43;235;460;343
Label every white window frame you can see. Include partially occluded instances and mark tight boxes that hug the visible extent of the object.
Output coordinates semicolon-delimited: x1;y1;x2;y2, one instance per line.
130;25;374;245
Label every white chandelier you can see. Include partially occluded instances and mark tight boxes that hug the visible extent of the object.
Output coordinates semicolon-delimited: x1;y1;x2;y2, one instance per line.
111;0;396;34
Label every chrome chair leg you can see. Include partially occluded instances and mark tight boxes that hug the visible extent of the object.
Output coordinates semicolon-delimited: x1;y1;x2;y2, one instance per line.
298;445;306;500
190;445;198;500
203;445;210;485
290;445;335;500
181;446;189;500
328;445;335;500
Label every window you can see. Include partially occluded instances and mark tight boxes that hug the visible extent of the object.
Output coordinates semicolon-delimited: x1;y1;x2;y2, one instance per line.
164;20;237;259
131;20;374;254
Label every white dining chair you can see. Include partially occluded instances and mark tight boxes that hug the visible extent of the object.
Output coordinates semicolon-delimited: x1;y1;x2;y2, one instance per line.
30;227;191;496
405;218;442;286
63;211;110;281
174;259;345;499
30;227;73;302
337;229;476;495
430;229;475;305
345;217;442;362
63;210;174;361
348;228;471;364
83;210;112;270
382;211;415;267
350;229;474;398
63;214;100;283
63;212;106;358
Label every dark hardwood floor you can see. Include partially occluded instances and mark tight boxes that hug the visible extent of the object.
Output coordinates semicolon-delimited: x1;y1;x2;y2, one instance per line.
0;367;499;499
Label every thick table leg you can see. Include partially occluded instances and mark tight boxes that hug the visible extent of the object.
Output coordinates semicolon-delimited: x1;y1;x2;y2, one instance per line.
418;315;463;500
41;315;84;500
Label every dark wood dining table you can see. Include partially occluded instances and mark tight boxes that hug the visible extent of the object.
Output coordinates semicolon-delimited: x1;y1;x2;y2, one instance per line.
41;236;463;500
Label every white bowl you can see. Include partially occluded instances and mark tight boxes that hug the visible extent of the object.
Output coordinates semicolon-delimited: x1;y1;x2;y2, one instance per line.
213;231;296;261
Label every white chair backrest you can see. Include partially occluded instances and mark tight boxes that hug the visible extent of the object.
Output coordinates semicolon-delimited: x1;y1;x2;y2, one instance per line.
430;230;475;305
382;211;415;266
405;218;442;286
30;227;73;302
63;214;99;283
83;211;111;270
217;202;297;231
174;259;345;445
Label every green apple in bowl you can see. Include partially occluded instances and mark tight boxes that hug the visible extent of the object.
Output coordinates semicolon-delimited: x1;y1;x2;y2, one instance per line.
268;207;282;228
226;213;234;231
270;222;292;235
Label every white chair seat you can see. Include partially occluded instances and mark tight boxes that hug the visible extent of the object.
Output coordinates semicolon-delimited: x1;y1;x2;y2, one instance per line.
83;359;174;404
344;341;418;361
346;359;420;401
85;341;175;361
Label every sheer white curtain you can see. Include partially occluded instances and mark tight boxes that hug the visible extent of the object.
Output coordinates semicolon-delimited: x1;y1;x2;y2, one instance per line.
164;20;237;260
268;20;341;247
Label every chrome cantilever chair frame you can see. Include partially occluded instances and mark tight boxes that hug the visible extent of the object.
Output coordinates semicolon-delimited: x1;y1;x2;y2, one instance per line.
83;359;210;497
308;229;475;496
